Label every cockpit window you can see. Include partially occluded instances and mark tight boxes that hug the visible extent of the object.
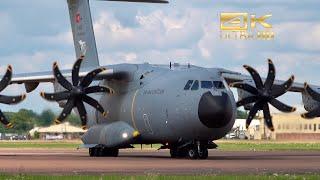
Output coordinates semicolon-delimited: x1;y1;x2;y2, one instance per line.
201;81;213;89
213;81;225;89
191;80;199;90
184;80;194;90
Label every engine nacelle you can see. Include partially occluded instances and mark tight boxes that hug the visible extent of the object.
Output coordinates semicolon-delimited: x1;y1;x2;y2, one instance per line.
302;91;320;111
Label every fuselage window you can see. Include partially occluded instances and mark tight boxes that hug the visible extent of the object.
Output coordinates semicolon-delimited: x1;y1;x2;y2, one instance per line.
201;81;213;89
213;81;225;89
191;80;199;90
184;80;194;90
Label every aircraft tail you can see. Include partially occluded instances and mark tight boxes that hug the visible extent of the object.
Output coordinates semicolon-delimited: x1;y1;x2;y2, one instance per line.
66;0;168;70
67;0;99;69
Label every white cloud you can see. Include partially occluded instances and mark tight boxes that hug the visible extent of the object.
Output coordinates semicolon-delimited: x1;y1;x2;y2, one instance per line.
275;22;320;51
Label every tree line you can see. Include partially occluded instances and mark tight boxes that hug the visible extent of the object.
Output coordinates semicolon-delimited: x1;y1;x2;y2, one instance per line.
0;109;251;134
0;109;81;134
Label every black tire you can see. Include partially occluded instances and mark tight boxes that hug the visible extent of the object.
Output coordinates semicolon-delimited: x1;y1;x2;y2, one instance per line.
187;148;198;159
198;148;208;159
97;148;104;157
102;148;119;157
170;149;178;158
110;149;119;157
89;148;95;157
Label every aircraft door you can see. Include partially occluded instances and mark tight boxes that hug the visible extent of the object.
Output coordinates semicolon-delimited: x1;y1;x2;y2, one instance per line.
143;113;153;134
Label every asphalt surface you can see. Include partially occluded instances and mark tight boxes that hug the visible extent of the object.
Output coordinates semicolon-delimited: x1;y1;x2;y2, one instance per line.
0;149;319;175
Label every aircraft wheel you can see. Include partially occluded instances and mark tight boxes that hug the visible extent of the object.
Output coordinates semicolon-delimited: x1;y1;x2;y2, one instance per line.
170;148;188;158
170;149;178;158
89;147;100;157
102;148;119;157
187;148;198;159
198;148;208;159
89;148;94;157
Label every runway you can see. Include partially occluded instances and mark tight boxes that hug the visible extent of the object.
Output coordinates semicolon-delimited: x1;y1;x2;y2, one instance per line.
0;149;319;175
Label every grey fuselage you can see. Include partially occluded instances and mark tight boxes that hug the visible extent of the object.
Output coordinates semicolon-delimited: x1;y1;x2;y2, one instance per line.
84;63;237;144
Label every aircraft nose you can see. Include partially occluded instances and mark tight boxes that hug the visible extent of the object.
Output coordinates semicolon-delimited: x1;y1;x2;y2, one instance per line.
198;91;233;128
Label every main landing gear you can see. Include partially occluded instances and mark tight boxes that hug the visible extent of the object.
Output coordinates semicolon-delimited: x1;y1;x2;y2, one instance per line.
169;141;216;159
89;147;119;157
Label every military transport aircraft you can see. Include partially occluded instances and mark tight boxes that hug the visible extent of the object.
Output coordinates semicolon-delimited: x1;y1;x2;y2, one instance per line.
0;0;319;159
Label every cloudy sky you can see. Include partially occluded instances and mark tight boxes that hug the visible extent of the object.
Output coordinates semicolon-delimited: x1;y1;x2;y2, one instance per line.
0;0;319;113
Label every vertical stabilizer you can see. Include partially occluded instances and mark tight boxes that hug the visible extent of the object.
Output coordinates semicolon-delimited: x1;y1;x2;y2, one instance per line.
67;0;99;69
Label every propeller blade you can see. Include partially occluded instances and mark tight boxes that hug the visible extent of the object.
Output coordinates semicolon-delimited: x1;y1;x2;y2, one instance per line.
246;102;261;128
72;56;84;86
53;62;73;91
0;65;13;92
0;94;26;105
0;110;13;128
262;103;274;131
269;98;296;113
82;95;108;117
264;59;276;90
40;91;71;101
230;82;258;95
84;86;111;94
243;65;264;89
301;109;320;119
75;100;87;130
271;76;294;98
55;98;75;124
305;83;320;102
80;67;106;87
236;96;259;107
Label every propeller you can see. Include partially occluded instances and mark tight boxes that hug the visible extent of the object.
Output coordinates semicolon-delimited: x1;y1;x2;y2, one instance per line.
0;65;27;128
301;83;320;119
40;56;110;130
230;59;296;131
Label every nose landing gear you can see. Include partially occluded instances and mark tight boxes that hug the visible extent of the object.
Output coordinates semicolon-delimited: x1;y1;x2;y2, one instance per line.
169;140;215;159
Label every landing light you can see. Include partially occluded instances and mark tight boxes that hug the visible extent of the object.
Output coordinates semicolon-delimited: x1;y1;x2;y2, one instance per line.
122;132;128;139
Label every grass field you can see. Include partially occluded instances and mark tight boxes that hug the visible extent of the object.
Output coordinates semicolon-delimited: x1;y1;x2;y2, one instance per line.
0;140;320;151
0;140;81;149
1;174;320;180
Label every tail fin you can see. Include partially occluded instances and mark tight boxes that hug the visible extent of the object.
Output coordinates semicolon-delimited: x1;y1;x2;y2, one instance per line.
66;0;168;69
67;0;99;69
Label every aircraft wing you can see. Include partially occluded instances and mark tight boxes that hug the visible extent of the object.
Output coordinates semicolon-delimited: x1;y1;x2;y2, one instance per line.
220;70;309;93
11;68;114;84
218;63;320;93
9;66;131;93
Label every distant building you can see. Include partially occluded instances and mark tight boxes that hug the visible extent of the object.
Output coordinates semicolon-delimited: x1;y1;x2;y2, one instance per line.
227;113;320;141
271;113;320;140
29;122;86;140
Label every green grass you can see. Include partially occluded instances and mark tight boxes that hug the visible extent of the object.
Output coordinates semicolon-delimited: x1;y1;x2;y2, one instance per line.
217;140;320;151
0;174;320;180
1;140;320;151
0;141;81;149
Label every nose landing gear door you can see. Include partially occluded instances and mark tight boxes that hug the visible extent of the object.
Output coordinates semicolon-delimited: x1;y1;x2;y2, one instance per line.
143;113;153;134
